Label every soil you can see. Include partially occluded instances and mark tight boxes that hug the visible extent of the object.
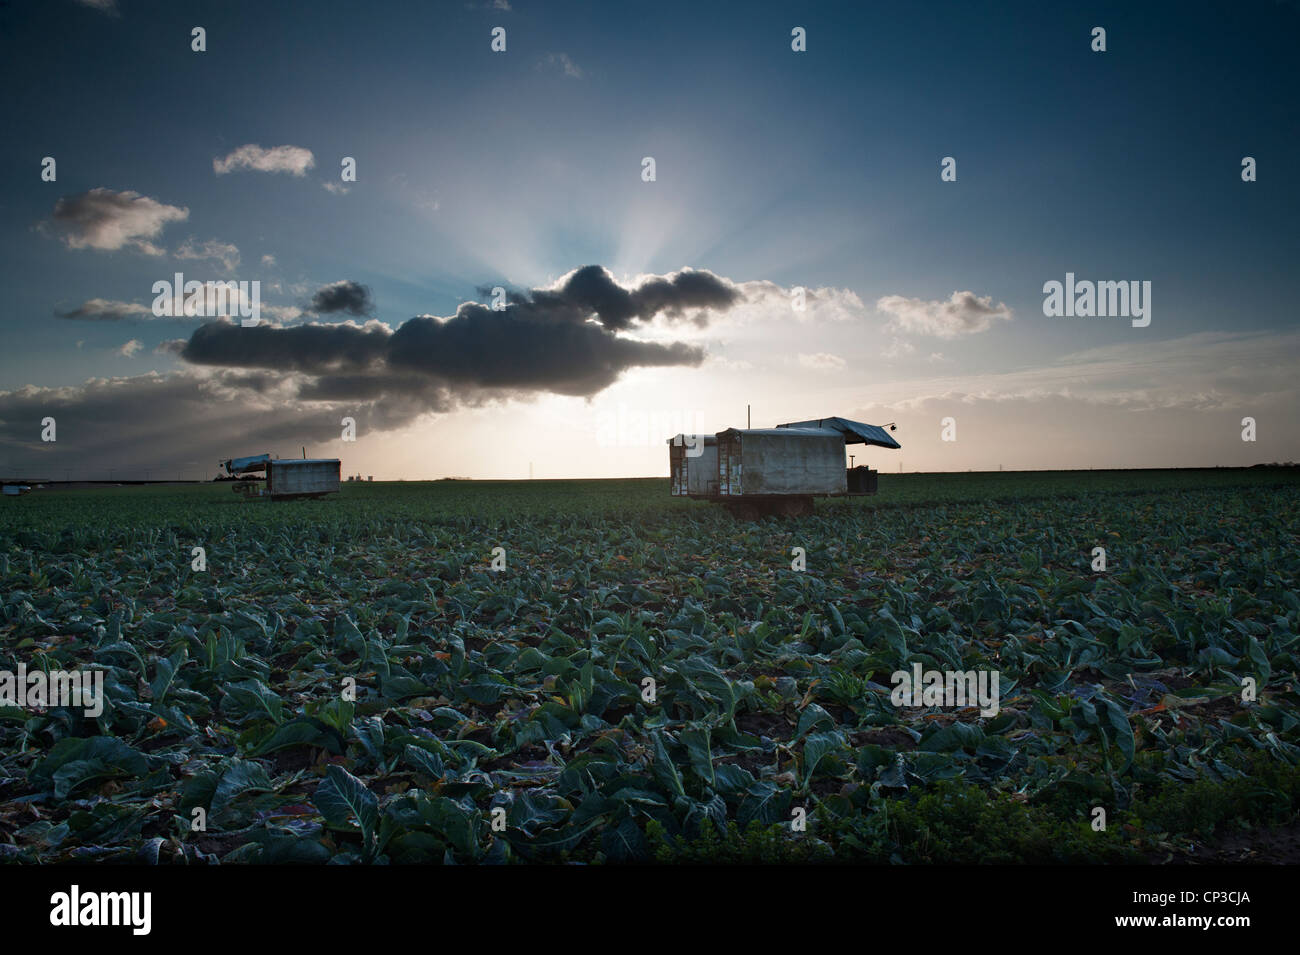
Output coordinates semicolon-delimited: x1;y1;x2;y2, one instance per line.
1158;822;1300;864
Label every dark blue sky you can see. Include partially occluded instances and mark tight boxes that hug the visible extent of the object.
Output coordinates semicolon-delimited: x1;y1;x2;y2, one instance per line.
1;0;1296;477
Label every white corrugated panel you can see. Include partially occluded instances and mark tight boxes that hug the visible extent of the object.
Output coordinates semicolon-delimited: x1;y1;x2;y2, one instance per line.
717;429;845;496
740;431;844;494
269;459;340;497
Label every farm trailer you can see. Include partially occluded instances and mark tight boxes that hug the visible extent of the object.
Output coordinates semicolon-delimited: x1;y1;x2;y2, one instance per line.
668;415;902;517
219;454;342;501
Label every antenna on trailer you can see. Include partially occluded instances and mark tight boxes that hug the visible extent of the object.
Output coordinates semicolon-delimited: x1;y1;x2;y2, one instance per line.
747;404;751;429
302;446;306;459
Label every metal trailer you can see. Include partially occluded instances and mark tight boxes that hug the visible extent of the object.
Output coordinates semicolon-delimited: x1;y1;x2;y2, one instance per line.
267;459;341;499
219;453;340;501
715;427;846;516
666;415;902;517
667;434;718;497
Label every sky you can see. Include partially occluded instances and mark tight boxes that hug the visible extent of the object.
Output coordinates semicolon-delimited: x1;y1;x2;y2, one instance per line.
0;0;1297;480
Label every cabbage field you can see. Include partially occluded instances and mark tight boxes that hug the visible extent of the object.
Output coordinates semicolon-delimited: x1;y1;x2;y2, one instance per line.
2;468;1298;864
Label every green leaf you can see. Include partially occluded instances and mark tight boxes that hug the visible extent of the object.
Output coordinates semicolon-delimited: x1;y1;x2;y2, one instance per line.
223;679;284;725
314;765;379;856
402;743;445;779
649;732;685;798
211;758;273;814
802;731;845;785
679;726;715;788
795;702;834;741
738;781;792;825
1102;699;1135;774
31;737;148;798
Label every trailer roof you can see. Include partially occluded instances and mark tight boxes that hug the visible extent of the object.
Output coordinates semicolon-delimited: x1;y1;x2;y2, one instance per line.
664;434;718;445
222;453;271;472
716;427;840;438
272;458;341;465
775;416;902;450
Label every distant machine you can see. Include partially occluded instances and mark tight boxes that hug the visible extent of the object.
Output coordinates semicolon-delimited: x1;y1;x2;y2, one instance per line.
668;415;900;517
219;452;341;501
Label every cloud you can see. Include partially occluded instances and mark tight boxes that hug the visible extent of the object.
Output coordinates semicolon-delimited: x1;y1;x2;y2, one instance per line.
387;308;702;395
491;265;741;332
179;310;705;401
322;182;351;195
853;330;1300;415
719;280;866;325
57;283;301;324
174;265;741;405
175;237;240;272
705;354;754;372
309;280;374;316
876;290;1013;339
4;266;746;472
73;0;119;14
261;254;277;268
181;319;392;374
264;305;304;324
57;299;152;321
117;339;143;357
213;144;315;177
0;370;417;476
798;352;845;371
541;53;584;78
43;188;188;254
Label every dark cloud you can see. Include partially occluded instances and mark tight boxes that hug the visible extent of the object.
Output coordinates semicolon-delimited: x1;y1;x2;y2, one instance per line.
388;304;703;394
309;280;374;316
4;265;737;473
489;265;742;331
0;372;375;477
181;319;390;373
179;308;705;403
181;265;730;403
